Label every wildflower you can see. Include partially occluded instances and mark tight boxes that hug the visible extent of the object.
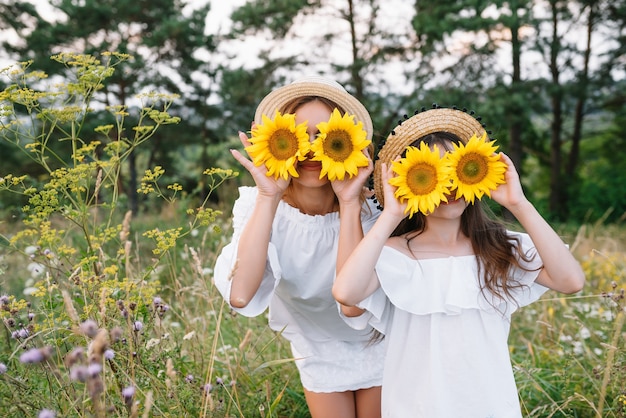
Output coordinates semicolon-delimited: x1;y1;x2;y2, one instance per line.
216;377;224;385
246;110;310;179
38;409;56;418
133;321;143;332
447;133;507;204
0;362;7;374
185;374;194;383
87;363;102;377
389;143;452;216
110;326;123;343
70;365;89;382
0;295;9;305
311;109;370;181
203;383;213;393
153;296;162;306
79;319;99;338
104;349;115;360
122;385;135;407
64;347;85;367
19;346;51;364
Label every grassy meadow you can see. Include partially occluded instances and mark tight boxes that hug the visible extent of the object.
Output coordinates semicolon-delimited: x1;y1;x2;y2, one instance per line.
0;204;625;417
0;53;625;418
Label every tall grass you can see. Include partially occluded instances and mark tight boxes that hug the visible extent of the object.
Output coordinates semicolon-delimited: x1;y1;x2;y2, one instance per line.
1;53;624;417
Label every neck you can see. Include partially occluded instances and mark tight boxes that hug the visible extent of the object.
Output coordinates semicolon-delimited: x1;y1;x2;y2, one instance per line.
283;183;338;215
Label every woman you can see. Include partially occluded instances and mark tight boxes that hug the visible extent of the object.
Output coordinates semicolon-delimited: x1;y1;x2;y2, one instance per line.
214;76;383;418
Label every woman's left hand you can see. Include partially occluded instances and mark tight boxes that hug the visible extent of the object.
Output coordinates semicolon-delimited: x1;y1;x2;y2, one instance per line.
489;152;528;209
331;150;374;205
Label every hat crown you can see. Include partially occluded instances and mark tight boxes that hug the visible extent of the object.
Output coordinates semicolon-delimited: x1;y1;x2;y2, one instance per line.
254;75;373;140
290;76;347;92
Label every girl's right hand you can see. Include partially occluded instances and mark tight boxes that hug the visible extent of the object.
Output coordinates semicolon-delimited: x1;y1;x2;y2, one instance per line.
230;129;290;198
380;162;408;224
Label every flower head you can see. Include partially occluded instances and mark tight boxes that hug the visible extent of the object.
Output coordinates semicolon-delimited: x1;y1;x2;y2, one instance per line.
389;143;452;216
38;409;56;418
447;133;507;204
245;111;310;179
311;109;370;181
19;346;52;364
122;385;135;399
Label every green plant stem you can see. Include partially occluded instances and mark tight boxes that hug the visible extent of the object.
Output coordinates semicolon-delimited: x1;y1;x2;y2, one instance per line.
596;309;625;418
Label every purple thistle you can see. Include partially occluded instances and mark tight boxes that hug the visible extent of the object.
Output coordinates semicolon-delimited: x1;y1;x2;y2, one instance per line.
0;362;7;374
19;348;45;364
38;409;56;418
104;349;115;360
133;321;143;332
87;363;102;377
69;365;89;382
79;319;99;338
122;385;135;399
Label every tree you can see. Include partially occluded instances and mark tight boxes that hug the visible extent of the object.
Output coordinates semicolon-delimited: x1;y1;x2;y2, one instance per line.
1;0;218;213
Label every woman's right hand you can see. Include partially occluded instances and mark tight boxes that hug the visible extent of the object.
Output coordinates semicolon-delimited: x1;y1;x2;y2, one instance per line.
231;129;290;198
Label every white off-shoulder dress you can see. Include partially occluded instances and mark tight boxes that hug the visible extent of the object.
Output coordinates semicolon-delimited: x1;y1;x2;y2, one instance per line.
344;232;548;417
214;186;385;392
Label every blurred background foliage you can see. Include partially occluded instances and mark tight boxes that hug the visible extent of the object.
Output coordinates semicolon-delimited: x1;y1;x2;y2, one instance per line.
1;0;625;224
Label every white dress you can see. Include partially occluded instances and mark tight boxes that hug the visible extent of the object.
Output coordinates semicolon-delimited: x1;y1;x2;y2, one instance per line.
214;186;385;392
345;231;548;417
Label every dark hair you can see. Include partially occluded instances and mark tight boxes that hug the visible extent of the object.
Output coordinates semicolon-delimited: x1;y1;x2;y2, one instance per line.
392;132;536;307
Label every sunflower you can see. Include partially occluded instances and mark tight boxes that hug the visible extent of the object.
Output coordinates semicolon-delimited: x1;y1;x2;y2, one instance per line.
388;143;452;216
311;109;371;181
447;133;507;204
245;111;310;180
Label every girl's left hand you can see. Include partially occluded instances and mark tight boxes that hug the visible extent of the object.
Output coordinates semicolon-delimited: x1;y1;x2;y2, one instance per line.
489;152;527;209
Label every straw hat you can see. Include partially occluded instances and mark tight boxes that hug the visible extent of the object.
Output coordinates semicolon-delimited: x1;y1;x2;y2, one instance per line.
254;76;373;140
373;106;488;208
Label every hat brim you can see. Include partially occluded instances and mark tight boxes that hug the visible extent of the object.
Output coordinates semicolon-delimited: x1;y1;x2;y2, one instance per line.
254;77;373;140
374;108;486;208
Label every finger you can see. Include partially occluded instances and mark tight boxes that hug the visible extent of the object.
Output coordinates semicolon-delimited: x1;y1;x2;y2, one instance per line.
238;130;252;148
230;148;256;172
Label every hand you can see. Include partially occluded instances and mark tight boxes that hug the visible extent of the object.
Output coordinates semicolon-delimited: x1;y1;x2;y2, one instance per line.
230;129;290;198
332;149;374;205
489;152;528;209
380;162;409;223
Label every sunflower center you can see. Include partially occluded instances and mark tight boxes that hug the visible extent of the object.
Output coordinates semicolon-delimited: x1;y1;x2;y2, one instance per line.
457;152;488;184
406;163;438;195
268;129;300;160
322;130;354;162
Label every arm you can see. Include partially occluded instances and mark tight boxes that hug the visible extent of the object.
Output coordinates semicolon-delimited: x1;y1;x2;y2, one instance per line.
333;152;374;316
333;163;407;306
228;131;290;308
490;153;585;294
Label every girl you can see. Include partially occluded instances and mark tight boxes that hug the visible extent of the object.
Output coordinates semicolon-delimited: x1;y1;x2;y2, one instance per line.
214;77;383;418
332;107;585;417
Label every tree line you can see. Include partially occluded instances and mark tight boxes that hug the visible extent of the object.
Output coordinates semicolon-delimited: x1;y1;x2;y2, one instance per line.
1;0;625;223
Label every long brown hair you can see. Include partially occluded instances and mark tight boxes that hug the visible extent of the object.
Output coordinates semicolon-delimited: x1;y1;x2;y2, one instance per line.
391;132;537;305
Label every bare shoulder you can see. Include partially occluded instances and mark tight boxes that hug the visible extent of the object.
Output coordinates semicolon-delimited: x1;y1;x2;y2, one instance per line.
385;235;414;258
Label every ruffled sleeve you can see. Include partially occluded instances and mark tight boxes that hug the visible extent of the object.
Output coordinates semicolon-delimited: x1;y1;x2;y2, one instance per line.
372;232;550;318
213;187;282;317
